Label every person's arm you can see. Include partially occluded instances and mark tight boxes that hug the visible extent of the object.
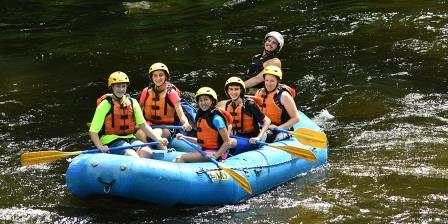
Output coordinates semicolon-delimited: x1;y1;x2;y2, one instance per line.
247;101;271;144
258;116;271;137
139;123;168;146
133;98;168;146
244;58;282;88
275;92;299;130
175;133;198;143
215;100;227;109
173;102;192;132
212;115;236;159
168;91;192;131
88;101;110;153
215;128;235;160
252;115;271;144
244;73;265;88
138;87;148;107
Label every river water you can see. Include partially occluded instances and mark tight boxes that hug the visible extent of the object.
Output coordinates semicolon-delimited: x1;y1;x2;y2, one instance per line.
1;0;447;223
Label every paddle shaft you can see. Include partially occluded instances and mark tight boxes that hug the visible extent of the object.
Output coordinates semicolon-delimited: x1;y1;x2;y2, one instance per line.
82;142;160;154
150;125;183;130
273;127;294;135
179;138;218;164
178;138;253;194
20;142;160;166
273;127;327;148
230;134;317;162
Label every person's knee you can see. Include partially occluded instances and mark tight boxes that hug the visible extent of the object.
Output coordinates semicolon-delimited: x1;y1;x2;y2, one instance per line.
137;147;152;158
230;138;237;148
274;132;288;142
174;156;185;163
124;149;139;157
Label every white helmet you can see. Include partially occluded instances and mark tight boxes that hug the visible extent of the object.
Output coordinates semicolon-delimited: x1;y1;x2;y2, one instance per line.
265;31;284;52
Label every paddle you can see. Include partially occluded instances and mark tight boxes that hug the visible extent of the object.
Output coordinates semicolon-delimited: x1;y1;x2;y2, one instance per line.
150;125;327;149
273;127;327;149
230;135;317;162
179;138;253;194
20;142;159;166
150;125;183;130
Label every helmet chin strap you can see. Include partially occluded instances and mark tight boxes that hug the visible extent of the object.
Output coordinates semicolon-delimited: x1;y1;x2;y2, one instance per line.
264;48;278;56
112;93;127;106
111;91;121;99
154;80;166;89
265;84;279;93
231;97;243;109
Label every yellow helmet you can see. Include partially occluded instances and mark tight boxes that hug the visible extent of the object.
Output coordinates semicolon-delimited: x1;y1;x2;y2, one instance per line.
224;76;246;97
195;87;218;102
108;71;130;87
262;65;282;80
149;62;170;78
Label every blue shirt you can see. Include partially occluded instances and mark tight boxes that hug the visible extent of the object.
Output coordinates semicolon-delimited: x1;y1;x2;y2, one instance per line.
212;114;226;130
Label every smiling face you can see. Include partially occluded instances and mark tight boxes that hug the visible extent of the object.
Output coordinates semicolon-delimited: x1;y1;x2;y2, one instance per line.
150;70;166;87
264;74;279;92
227;85;242;101
264;36;279;53
197;95;214;111
111;83;128;99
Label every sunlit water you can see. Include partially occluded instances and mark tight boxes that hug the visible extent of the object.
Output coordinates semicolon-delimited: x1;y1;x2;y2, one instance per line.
1;0;447;223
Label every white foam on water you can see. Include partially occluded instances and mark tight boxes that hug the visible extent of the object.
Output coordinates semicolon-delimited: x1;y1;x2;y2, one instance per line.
0;207;61;223
122;1;152;10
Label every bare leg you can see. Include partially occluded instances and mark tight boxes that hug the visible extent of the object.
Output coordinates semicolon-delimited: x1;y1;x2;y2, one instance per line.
175;152;208;163
124;149;139;157
136;128;167;150
137;147;153;158
135;129;147;142
160;128;172;138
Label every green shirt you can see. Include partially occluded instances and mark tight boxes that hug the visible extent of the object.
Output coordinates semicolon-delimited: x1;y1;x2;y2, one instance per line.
89;97;146;144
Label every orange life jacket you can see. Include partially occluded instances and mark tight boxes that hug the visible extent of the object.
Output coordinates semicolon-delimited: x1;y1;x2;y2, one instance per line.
255;84;297;125
139;82;181;125
196;107;232;149
97;94;136;135
246;95;263;107
225;97;258;136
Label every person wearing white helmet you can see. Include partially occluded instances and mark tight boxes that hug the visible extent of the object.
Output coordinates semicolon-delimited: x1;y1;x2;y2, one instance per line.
244;31;284;95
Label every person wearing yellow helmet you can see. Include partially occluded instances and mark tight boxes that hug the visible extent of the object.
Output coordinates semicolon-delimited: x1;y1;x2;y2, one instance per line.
136;62;192;142
175;87;236;163
219;76;271;155
89;71;168;158
220;76;271;155
254;65;300;143
244;31;284;95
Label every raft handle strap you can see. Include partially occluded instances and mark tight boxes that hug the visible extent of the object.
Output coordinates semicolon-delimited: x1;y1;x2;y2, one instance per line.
254;168;262;176
97;177;116;194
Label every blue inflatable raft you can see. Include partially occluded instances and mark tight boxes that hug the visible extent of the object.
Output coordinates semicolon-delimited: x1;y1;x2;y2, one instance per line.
65;112;327;206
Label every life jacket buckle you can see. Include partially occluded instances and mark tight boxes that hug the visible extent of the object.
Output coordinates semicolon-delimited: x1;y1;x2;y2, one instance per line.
151;115;161;120
119;125;129;130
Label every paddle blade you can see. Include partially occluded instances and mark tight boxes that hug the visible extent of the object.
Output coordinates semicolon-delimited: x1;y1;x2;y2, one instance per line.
291;128;327;148
20;150;81;166
269;145;317;162
217;163;253;194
